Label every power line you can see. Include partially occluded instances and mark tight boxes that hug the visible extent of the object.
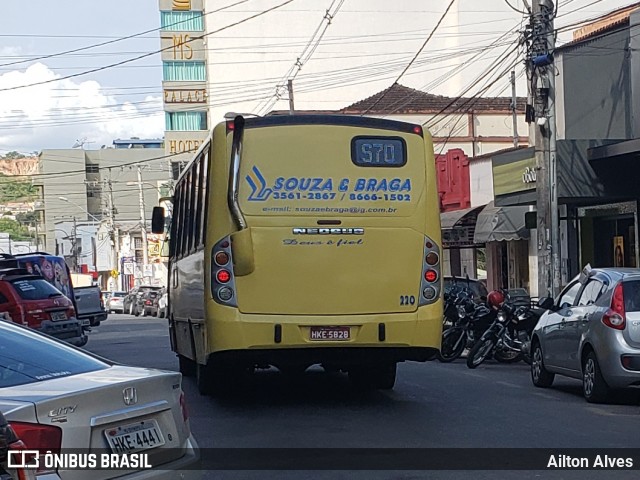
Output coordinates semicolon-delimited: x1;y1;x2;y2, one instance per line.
504;0;530;15
0;0;252;69
361;0;457;116
0;0;296;93
377;22;523;119
0;39;518;130
255;0;346;116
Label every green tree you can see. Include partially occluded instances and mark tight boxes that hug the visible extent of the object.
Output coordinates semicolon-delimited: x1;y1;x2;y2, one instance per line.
16;211;39;225
0;174;37;203
0;218;31;241
1;151;26;159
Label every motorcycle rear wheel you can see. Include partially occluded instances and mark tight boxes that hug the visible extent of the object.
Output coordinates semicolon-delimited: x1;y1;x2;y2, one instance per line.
438;328;466;362
494;348;523;363
466;337;495;369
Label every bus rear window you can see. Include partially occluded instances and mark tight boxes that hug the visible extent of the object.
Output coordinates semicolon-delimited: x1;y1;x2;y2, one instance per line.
351;136;406;167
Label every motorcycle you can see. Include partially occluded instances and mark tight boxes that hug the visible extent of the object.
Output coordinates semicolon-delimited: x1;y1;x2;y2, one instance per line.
442;287;473;329
438;295;496;363
466;300;539;369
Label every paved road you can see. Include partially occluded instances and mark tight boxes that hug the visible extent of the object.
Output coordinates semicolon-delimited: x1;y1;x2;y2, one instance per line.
86;314;640;480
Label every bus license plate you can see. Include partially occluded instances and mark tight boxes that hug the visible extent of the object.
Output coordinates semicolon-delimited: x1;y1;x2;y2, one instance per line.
50;311;67;321
310;327;350;341
104;420;165;454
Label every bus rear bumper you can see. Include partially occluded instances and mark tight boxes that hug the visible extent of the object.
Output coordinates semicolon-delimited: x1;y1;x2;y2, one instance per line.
205;314;442;366
210;346;438;368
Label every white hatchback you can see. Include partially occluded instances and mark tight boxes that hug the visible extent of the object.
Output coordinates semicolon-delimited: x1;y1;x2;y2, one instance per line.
0;320;199;479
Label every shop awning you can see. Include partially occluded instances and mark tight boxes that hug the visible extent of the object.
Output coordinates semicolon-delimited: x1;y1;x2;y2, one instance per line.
441;205;485;248
441;206;484;229
473;202;531;243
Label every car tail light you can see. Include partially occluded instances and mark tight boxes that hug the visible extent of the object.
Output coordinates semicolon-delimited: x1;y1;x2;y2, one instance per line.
419;235;441;306
9;422;62;475
6;439;37;480
10;305;27;326
603;283;626;330
9;422;62;453
179;391;189;423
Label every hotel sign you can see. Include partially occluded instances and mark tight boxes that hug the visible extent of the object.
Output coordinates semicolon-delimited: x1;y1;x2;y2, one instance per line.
167;138;205;154
164;89;206;104
160;33;205;61
173;0;191;10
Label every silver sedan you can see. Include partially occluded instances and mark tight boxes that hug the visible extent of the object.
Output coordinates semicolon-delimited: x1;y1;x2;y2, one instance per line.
0;320;199;479
531;266;640;403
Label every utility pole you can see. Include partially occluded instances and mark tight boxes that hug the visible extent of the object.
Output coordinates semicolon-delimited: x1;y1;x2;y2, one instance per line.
529;0;559;298
136;165;150;282
73;216;78;272
511;70;519;148
288;79;295;115
106;168;120;290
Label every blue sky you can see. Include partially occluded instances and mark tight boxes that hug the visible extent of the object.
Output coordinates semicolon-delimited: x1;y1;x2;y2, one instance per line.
0;0;163;153
0;0;632;152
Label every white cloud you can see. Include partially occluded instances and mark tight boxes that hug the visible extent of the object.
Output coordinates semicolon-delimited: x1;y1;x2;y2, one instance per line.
0;63;164;152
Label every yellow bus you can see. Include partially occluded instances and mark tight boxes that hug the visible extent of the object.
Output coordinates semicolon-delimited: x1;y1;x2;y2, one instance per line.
152;115;443;394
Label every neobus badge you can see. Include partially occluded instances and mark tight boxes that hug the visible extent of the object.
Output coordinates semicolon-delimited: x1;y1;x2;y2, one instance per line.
293;228;364;235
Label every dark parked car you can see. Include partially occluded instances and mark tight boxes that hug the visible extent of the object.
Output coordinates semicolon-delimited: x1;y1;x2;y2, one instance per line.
443;276;488;302
136;290;161;317
73;285;108;327
124;286;162;315
507;287;532;307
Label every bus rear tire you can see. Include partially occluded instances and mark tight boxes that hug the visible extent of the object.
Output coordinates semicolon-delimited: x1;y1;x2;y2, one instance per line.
178;355;196;377
196;362;212;395
349;363;396;390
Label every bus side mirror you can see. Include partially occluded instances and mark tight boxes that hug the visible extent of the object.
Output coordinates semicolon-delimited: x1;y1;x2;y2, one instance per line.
230;228;255;276
151;207;165;234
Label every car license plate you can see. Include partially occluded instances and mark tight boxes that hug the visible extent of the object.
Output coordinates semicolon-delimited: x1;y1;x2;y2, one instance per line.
104;420;165;454
310;326;350;341
50;311;67;321
81;319;90;326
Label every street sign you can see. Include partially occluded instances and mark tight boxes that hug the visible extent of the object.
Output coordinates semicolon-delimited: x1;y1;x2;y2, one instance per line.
110;269;119;278
143;264;153;277
123;262;134;275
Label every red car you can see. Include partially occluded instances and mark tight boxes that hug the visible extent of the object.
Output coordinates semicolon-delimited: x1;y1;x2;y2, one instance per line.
0;268;86;346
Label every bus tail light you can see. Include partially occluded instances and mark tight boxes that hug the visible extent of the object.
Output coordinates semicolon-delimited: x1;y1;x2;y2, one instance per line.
419;235;441;306
216;270;231;283
211;236;238;307
424;269;438;283
215;251;229;266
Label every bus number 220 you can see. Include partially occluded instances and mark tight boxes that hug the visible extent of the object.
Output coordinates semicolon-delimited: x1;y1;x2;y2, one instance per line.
400;295;416;306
